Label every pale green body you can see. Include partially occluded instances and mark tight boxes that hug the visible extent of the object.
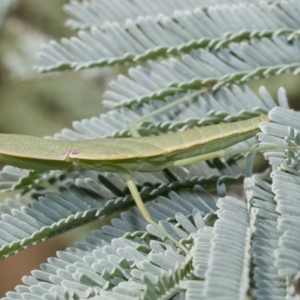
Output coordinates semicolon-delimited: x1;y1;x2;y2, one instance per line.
0;115;269;173
0;114;271;253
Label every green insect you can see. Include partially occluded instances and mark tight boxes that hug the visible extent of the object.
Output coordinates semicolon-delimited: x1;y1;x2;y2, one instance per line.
0;114;270;252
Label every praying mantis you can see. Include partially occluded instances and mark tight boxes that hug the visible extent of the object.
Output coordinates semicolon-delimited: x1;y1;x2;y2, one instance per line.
0;113;272;252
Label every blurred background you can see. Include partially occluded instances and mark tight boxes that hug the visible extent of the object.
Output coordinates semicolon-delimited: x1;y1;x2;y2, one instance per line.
0;0;300;297
0;0;110;137
0;0;114;296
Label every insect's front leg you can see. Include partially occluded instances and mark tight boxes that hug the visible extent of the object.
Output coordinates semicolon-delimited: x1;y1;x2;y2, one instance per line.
122;170;189;254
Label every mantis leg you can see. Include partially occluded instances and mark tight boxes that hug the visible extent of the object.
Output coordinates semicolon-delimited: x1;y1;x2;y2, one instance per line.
127;81;220;137
170;144;289;168
127;90;197;137
122;171;189;254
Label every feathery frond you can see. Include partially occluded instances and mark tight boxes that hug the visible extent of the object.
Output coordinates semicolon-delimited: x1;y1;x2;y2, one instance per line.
64;0;269;30
37;1;300;73
2;1;300;299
